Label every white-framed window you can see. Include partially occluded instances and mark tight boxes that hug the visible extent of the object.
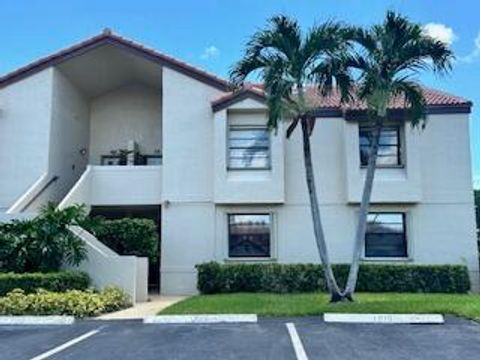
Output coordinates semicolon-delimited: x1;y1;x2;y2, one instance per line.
364;212;408;258
227;213;272;258
359;126;403;167
227;125;270;170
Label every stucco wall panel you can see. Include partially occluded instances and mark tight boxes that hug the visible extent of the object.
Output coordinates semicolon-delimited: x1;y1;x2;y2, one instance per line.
161;67;223;202
0;69;53;208
89;83;162;165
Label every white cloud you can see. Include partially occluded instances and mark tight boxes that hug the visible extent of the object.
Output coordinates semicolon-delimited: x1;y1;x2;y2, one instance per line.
458;32;480;63
200;45;220;60
423;23;457;45
474;176;480;189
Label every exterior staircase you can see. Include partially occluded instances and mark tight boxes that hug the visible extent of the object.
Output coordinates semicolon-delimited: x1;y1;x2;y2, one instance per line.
2;168;149;303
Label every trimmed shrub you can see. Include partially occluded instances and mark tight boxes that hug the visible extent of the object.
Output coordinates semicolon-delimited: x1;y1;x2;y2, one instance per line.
0;287;130;318
0;204;88;272
0;271;90;296
196;262;470;294
84;218;158;262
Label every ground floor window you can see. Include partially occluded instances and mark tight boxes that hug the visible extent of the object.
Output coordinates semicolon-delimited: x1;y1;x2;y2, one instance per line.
228;214;271;258
365;212;407;258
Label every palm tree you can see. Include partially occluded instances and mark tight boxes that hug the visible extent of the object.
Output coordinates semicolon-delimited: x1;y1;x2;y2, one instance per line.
230;15;352;301
342;11;454;299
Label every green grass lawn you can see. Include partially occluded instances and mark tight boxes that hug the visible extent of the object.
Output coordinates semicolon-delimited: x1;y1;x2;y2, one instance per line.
159;293;480;320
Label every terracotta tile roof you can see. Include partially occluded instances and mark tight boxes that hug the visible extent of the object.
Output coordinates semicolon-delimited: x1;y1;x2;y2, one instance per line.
0;29;230;91
0;29;471;116
213;84;472;115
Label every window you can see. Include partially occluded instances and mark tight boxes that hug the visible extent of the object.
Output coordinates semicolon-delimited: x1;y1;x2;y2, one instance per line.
228;214;271;258
228;126;270;169
359;126;402;167
365;213;407;258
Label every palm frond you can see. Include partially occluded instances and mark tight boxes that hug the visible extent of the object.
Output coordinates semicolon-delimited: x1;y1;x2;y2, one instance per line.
347;26;378;54
229;52;268;87
311;54;354;103
303;21;350;60
230;14;353;135
391;79;427;127
352;10;453;119
263;56;296;129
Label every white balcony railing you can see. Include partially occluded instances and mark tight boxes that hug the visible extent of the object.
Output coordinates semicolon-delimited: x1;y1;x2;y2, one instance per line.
59;165;162;208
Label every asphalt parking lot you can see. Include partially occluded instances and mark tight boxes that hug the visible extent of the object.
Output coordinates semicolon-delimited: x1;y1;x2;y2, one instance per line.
1;316;480;360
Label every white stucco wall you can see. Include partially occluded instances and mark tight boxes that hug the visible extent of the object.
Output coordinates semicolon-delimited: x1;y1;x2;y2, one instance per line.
89;83;162;165
345;120;422;203
162;104;479;294
89;165;162;205
0;69;53;208
37;68;91;207
213;105;285;204
160;67;223;294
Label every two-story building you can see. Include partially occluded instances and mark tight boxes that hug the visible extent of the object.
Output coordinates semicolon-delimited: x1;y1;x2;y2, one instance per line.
0;30;477;297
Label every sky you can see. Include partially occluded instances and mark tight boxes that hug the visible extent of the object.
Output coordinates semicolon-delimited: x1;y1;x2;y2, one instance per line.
1;0;479;187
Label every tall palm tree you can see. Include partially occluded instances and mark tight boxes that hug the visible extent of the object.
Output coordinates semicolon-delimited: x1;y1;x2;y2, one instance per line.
342;11;454;299
230;15;352;301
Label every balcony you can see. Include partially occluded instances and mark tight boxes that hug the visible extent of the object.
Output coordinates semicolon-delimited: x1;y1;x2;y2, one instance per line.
59;164;162;209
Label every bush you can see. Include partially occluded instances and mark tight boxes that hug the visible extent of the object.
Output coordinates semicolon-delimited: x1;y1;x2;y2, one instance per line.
84;218;159;261
196;262;470;294
0;287;130;318
0;204;88;272
0;271;90;296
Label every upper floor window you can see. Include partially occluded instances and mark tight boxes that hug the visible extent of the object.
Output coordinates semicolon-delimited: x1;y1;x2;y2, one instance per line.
228;214;271;258
359;126;402;167
228;126;270;170
365;212;407;258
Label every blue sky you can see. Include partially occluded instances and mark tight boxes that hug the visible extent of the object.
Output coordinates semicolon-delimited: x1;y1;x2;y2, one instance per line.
1;0;479;186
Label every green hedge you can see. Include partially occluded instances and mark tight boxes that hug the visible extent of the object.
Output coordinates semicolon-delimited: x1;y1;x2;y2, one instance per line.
0;287;130;318
0;271;90;296
84;218;159;262
196;262;470;294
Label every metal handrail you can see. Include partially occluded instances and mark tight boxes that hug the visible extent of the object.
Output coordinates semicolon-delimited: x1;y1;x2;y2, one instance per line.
20;175;59;212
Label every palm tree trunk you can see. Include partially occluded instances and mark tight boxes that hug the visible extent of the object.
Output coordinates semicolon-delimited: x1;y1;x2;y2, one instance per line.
301;118;343;302
343;119;383;299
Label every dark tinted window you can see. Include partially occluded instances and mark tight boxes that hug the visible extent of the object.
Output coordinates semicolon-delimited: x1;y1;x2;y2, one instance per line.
228;214;271;258
365;213;407;258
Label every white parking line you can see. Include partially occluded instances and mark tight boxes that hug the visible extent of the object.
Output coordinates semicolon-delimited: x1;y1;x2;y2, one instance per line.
144;314;258;324
286;323;308;360
30;328;101;360
0;316;74;325
324;313;444;324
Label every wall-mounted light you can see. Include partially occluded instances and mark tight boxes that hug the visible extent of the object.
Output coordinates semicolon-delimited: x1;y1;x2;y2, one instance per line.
79;147;87;156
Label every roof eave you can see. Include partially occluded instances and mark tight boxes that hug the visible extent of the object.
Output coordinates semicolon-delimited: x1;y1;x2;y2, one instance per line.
342;103;472;121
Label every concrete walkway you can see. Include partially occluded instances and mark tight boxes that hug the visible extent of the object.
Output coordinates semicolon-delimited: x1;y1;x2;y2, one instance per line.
97;295;187;320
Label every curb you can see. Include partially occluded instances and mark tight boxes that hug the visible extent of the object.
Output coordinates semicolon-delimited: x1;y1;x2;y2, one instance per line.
143;314;258;324
0;316;75;325
324;313;444;324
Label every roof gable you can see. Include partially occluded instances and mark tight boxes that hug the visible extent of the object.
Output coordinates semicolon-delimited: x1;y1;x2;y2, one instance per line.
0;29;230;91
212;87;266;112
